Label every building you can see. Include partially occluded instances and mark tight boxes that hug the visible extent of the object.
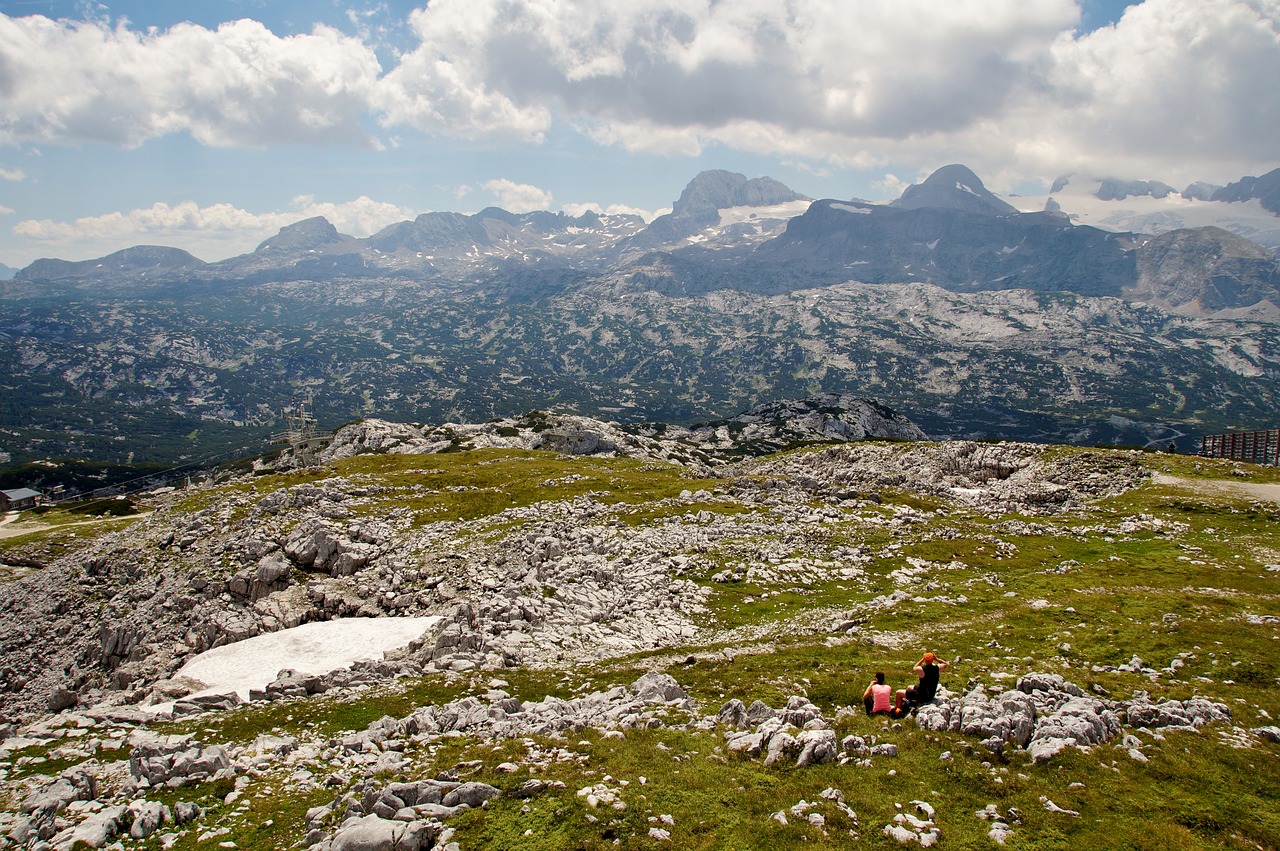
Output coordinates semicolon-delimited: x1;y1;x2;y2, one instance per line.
0;488;43;511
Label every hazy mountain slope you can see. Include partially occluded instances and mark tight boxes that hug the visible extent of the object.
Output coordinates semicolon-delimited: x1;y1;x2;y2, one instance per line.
14;246;207;284
1132;226;1280;318
892;163;1018;216
741;198;1136;296
1212;166;1280;214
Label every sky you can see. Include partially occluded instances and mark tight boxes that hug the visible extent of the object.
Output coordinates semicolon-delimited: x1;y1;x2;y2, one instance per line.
0;0;1277;267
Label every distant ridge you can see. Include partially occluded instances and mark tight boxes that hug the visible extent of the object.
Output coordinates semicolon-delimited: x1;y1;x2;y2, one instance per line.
15;245;206;282
315;393;926;468
1212;166;1280;215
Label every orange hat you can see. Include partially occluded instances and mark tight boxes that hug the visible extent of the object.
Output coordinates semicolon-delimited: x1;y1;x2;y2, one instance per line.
922;652;936;663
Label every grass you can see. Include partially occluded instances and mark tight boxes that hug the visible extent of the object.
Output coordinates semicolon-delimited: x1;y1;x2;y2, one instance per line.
176;449;726;527
0;515;143;564
131;776;330;851
169;667;582;744
338;449;724;526
1;745;94;782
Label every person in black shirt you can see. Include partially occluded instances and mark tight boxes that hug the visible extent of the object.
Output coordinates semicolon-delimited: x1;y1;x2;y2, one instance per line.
893;652;948;716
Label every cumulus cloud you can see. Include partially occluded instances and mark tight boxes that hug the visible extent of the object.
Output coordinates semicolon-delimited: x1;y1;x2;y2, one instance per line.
1;0;1277;185
1031;0;1280;182
377;0;1079;157
374;4;552;141
481;178;553;212
871;174;911;202
377;0;1278;183
12;196;414;262
0;167;24;181
0;15;382;147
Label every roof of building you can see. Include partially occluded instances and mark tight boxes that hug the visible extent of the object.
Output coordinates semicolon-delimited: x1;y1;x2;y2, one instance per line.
1;488;42;501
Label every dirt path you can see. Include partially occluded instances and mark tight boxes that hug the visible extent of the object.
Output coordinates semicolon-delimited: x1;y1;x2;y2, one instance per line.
0;512;150;541
1152;474;1280;503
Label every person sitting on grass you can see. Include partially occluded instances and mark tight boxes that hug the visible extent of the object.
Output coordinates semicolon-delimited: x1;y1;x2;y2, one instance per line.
863;671;893;716
894;652;948;717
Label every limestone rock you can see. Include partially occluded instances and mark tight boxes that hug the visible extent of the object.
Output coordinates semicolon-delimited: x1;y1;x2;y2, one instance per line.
630;671;688;703
330;814;437;851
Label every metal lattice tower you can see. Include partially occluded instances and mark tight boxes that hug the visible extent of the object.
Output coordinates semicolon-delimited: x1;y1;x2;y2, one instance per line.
271;398;327;466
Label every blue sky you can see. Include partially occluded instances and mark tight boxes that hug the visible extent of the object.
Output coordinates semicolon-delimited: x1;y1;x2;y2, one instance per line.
0;0;1275;267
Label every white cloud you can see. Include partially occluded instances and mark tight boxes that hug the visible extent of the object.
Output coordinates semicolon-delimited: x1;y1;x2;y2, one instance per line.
377;0;1278;184
374;3;551;141
376;0;1080;157
0;167;24;181
871;174;910;202
481;178;553;212
0;16;382;147
1;1;1276;187
0;204;13;215
1027;0;1280;183
12;196;414;262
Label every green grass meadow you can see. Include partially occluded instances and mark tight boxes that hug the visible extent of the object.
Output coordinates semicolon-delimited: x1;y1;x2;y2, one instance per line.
4;445;1279;848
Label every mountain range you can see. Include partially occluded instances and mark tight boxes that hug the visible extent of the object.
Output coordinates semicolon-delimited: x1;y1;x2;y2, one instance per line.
2;164;1279;468
13;164;1280;317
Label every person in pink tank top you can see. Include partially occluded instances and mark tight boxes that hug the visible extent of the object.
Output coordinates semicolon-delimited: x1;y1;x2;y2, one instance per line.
863;671;893;716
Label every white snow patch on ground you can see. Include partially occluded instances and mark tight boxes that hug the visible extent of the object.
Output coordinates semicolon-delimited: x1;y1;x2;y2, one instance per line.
161;616;441;704
830;202;872;215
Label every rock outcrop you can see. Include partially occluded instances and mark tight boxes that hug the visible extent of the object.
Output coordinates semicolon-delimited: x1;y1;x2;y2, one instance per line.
915;673;1231;762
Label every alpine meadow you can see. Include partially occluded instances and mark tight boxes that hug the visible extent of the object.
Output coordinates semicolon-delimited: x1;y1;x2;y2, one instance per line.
2;1;1280;849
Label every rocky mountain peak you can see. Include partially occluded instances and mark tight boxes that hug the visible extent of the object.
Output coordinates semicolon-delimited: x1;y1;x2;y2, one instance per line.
892;164;1018;216
673;170;808;217
624;171;807;250
255;216;343;253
